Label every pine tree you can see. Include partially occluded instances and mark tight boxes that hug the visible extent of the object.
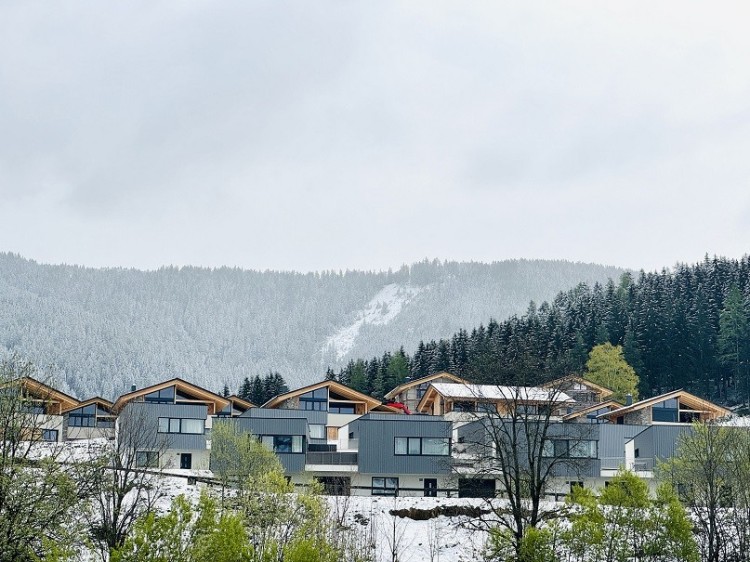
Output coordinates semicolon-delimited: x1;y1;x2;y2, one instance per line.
238;377;252;402
718;285;750;404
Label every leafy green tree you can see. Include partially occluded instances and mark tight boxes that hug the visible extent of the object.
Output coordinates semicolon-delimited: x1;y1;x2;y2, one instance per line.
210;421;282;495
563;471;698;562
583;343;639;403
658;423;750;562
112;492;253;562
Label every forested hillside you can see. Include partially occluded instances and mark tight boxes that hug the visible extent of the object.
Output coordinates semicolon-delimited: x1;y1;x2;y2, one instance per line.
0;253;622;400
337;255;750;405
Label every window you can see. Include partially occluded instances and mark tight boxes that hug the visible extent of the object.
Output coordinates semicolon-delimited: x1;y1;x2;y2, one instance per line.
452;401;475;412
329;403;356;414
395;437;450;456
570;481;584;493
309;424;326;439
144;386;175;403
422;438;450;456
42;429;58;442
569;440;597;458
300;388;328;411
543;439;597;459
157;417;205;434
135;451;159;468
477;402;497;413
69;404;97;427
372;477;399;496
652;398;679;422
261;435;303;453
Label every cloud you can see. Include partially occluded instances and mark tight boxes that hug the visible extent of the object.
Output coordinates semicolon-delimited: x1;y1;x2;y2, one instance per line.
1;1;749;272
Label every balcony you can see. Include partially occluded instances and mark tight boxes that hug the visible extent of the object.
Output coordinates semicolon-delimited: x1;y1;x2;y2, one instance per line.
305;451;358;466
600;457;655;473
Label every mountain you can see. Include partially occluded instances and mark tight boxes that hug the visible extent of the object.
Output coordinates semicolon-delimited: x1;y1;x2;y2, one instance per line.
334;255;750;406
0;253;623;400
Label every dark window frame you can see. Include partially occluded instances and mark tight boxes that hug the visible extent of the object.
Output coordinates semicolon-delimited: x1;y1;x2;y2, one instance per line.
157;417;205;435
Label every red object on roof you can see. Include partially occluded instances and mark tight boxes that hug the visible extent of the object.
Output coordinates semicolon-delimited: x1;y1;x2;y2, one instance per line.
385;401;412;415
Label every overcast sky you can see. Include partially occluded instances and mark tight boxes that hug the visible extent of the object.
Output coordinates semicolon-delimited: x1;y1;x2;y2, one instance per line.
1;2;749;273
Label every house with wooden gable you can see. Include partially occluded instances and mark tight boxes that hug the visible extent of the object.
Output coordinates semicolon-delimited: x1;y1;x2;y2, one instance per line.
112;378;233;470
63;397;117;440
2;376;79;442
384;372;470;413
542;375;615;410
596;389;730;425
416;382;575;418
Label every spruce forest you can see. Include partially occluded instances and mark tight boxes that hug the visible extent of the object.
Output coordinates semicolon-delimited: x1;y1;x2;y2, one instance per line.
335;255;750;406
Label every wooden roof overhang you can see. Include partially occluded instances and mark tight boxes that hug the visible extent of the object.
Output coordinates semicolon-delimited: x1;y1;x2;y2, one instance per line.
597;389;731;422
263;379;384;411
113;377;230;414
384;371;469;401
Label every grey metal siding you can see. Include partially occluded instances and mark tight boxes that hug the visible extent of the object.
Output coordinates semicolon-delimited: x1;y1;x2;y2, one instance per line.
356;416;452;475
122;402;208;450
228;416;307;473
632;425;692;462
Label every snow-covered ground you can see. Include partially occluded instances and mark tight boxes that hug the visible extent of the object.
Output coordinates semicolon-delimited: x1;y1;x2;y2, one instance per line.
324;283;424;360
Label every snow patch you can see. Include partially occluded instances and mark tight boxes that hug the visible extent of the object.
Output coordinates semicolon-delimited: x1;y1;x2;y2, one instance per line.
324;284;424;360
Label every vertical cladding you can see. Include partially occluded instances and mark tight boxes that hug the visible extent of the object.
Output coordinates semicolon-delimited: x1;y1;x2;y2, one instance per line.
598;424;649;459
122;402;208;450
356;416;452;475
633;425;693;461
226;415;308;473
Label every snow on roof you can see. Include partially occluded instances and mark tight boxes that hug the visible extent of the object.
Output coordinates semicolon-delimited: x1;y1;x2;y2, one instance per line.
429;383;574;403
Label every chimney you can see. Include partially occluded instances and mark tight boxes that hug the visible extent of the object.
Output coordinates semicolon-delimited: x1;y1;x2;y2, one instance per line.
625;394;633;406
131;384;137;392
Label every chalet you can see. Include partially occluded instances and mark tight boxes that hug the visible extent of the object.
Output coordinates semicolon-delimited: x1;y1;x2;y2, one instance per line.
596;389;730;425
262;379;401;442
542;375;615;410
384;372;470;413
416;382;575;418
63;397;117;440
1;376;79;442
113;378;231;470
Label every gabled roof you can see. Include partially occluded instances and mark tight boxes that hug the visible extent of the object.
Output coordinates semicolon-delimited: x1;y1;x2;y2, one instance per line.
384;371;469;400
62;396;114;414
6;376;80;411
417;382;574;412
562;399;623;422
541;375;614;399
597;389;731;421
263;379;389;411
112;377;230;412
227;394;255;411
427;383;573;402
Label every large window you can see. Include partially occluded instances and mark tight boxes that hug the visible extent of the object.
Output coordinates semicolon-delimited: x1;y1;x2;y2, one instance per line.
543;439;597;459
135;451;159;468
144;386;175;403
452;401;475;413
372;477;399;496
329;403;356;414
68;404;97;427
261;435;303;453
157;417;205;434
394;437;450;456
652;398;679;423
309;424;326;439
300;388;328;411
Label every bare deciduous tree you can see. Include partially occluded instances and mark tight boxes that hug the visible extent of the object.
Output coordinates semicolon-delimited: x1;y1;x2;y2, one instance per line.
84;401;170;561
453;382;595;559
0;356;89;561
